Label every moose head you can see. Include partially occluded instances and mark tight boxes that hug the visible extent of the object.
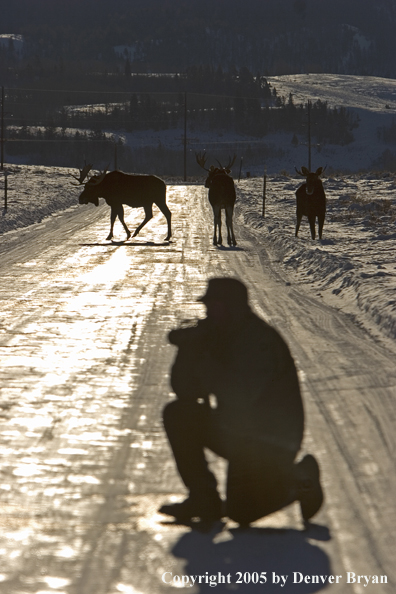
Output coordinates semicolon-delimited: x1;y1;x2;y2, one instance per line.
71;164;109;206
196;152;237;188
295;166;326;195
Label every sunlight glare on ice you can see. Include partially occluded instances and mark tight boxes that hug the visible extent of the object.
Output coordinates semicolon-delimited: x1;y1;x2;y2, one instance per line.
13;464;42;477
67;474;100;485
58;448;88;455
55;546;77;559
35;591;67;594
43;576;71;588
116;584;144;594
80;248;130;285
6;529;31;542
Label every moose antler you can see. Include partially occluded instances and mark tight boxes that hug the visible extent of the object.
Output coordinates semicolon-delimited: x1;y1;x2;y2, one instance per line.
295;165;327;176
295;166;310;176
195;151;209;171
225;154;237;170
216;154;237;172
85;164;110;186
70;163;93;185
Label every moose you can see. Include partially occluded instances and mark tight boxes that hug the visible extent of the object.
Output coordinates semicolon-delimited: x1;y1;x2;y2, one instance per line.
196;152;237;246
295;166;326;240
72;165;172;241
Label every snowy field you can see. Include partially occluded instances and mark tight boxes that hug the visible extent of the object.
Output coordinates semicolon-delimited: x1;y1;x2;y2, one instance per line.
264;74;396;174
1;164;395;348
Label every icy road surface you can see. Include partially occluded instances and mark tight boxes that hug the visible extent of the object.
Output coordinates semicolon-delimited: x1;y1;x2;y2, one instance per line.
0;185;395;594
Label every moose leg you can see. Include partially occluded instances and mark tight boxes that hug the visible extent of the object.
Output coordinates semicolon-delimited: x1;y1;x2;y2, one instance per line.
295;213;303;237
116;204;131;240
318;214;325;239
107;207;118;240
212;206;222;245
156;200;172;241
133;204;153;237
308;215;316;240
225;206;237;246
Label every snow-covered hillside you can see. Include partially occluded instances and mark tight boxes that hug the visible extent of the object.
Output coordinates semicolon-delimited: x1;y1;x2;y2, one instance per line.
268;74;396;113
112;74;396;175
264;74;396;174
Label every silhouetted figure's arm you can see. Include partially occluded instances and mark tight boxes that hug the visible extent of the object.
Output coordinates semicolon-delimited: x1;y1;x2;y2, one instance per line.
168;321;211;403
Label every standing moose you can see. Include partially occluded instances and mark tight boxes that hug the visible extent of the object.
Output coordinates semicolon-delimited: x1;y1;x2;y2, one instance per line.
72;165;172;242
196;152;237;246
295;166;327;240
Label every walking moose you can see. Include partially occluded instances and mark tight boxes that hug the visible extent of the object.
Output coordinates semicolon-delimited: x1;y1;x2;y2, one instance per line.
295;166;326;240
196;152;237;246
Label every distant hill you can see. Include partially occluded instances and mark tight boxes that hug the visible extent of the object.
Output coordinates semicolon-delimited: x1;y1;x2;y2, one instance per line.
1;0;396;77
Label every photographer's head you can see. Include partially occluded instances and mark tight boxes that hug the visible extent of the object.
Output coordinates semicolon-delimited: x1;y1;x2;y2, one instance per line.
197;277;250;326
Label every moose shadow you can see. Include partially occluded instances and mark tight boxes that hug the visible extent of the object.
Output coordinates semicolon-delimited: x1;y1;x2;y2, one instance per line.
171;523;332;593
79;241;172;247
215;245;244;252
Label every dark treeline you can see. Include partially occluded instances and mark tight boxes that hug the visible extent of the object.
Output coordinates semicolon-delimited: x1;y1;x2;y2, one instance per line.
5;134;286;177
5;83;358;144
375;119;396;171
1;0;396;83
372;149;396;172
5;86;359;173
6;131;118;168
378;118;396;144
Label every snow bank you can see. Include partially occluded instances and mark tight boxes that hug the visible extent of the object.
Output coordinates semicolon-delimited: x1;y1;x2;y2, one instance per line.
236;174;396;341
0;165;78;235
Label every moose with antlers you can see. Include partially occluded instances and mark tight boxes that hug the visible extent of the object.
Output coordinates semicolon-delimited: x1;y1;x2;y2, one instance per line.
196;152;237;246
295;166;327;240
72;165;172;242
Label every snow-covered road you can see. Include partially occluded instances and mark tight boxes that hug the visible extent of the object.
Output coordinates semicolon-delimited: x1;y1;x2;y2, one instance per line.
0;181;395;593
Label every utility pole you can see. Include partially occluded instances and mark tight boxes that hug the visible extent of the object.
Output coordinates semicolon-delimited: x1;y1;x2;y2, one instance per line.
307;99;312;171
262;165;267;217
3;171;7;210
1;87;4;171
183;92;187;182
238;157;243;182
